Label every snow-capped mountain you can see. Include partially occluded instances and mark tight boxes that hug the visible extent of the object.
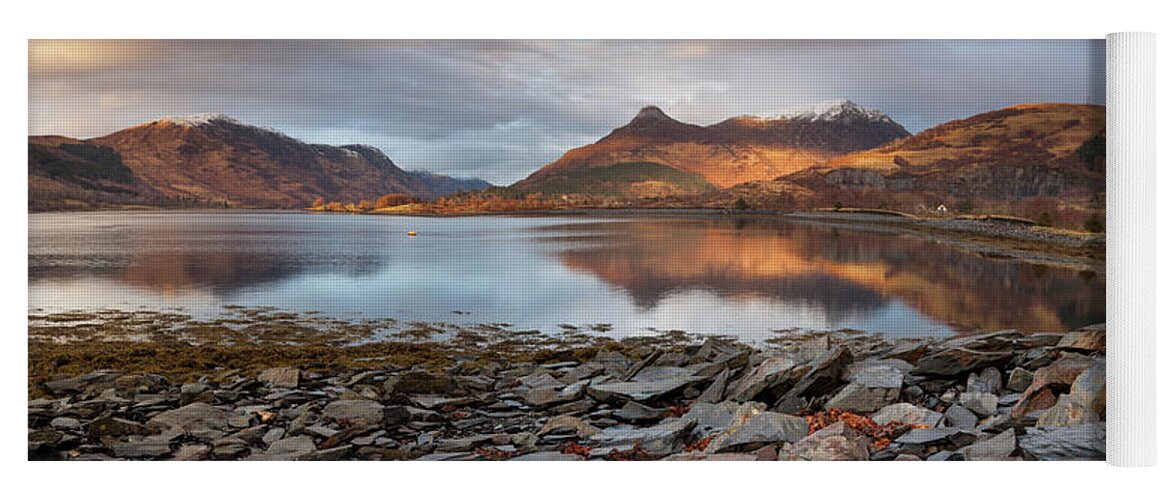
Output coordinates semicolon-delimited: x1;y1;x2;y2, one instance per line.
155;113;240;127
515;103;911;194
771;100;898;124
708;101;910;153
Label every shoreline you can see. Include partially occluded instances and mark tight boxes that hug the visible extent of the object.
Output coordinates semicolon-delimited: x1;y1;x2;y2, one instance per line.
323;206;1106;268
29;310;1106;461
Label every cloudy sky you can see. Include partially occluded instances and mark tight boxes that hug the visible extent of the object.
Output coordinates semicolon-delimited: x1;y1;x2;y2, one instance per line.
29;40;1104;184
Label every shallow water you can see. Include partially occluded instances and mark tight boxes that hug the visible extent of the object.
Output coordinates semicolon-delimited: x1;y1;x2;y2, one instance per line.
28;210;1105;340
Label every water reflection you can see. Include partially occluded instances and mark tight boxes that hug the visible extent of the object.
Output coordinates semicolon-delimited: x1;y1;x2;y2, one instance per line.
28;211;1105;339
550;219;1104;334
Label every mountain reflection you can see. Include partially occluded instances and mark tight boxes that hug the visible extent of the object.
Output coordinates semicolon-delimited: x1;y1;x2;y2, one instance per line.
29;212;1105;337
551;218;1105;333
28;212;387;297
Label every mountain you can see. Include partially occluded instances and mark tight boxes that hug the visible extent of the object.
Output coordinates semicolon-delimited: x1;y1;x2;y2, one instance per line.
406;171;493;197
512;101;909;197
707;100;910;152
781;103;1106;200
29;135;175;211
29;114;492;211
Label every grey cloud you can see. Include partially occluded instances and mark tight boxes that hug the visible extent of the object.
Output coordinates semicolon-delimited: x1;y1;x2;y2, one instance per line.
30;39;1104;185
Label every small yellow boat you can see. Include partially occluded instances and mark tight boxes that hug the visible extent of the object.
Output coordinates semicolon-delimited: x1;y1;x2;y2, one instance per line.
407;231;418;237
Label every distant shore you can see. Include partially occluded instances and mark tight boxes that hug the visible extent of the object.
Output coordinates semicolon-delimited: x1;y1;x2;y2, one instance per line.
306;206;1106;267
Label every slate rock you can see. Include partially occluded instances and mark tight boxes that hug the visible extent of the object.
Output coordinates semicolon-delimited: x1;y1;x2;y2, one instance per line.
586;376;701;404
171;444;211;461
1056;328;1106;354
43;371;123;395
1005;368;1034;393
872;403;944;427
180;383;212;405
1011;354;1095;419
706;410;808;453
111;437;173;459
791;422;869;461
1068;360;1106;418
1036;395;1101;428
509;451;585;461
695;369;729;404
726;355;799;402
613;401;667;423
913;348;1013;377
301;445;353;461
962;429;1017;461
538;415;599;438
211;436;250;458
940;330;1022;351
525;381;586;408
250;436;317;461
966;367;1003;395
774;346;853;411
262;428;286;445
1018;423;1105;461
88;416;153;439
518;371;563;389
959;392;998;417
323;399;385;425
147;402;231;431
436;435;493;452
824;364;903;413
50;417;82;431
895;427;978;447
383;405;412;426
588;418;696;457
682;401;742;438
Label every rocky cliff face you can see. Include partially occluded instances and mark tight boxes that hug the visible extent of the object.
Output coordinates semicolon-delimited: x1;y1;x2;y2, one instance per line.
29;115;492;210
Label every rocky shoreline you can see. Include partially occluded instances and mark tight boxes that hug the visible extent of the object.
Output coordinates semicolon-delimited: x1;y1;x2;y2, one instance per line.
784;211;1106;267
28;312;1107;461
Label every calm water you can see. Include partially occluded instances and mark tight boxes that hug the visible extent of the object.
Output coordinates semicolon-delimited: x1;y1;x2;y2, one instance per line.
28;211;1105;340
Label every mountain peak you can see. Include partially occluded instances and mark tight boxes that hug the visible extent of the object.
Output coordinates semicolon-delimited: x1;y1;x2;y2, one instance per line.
598;105;705;142
153;113;239;127
633;105;672;121
772;100;895;124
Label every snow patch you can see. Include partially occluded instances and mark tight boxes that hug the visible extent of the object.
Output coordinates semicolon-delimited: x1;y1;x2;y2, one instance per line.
155;113;238;127
151;114;298;142
768;100;894;124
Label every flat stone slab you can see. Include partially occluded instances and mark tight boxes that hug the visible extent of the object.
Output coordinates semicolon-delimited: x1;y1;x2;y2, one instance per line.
872;403;944;427
895;427;978;446
706;410;807;453
1019;423;1105;461
508;451;585;461
962;429;1017;461
322;399;385;425
586;376;702;403
246;436;316;461
588;418;696;457
147;402;230;431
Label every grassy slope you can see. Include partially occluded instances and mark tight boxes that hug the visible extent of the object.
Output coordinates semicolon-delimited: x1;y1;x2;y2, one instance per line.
515;162;715;198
